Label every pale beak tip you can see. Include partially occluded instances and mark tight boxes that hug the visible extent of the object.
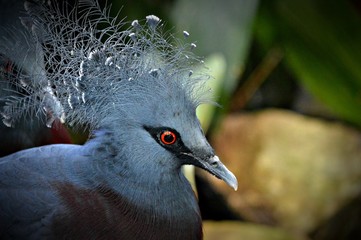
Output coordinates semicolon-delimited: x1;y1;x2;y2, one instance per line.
227;172;238;191
207;155;238;191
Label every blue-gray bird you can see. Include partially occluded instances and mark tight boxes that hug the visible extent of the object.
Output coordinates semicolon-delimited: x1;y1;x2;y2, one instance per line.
0;0;238;239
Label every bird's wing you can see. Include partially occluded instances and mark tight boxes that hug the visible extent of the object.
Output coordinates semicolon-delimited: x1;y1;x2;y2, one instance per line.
0;144;90;239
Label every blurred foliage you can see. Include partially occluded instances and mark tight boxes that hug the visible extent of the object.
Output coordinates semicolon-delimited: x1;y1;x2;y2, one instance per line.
254;0;361;128
111;0;361;130
171;0;258;95
171;0;259;130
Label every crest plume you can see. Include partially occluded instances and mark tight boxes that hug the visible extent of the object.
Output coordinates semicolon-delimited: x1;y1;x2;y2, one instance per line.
1;0;209;130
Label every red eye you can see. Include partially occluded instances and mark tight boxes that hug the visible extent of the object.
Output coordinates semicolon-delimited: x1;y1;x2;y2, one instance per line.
160;130;177;145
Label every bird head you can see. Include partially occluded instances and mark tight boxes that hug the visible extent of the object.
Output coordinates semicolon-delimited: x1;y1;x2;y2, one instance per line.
1;2;237;190
97;61;238;190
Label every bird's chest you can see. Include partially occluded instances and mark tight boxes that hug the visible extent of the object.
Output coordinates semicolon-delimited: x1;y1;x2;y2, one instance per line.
51;183;202;240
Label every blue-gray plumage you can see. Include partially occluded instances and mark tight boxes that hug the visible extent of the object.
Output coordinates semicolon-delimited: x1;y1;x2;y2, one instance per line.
0;0;238;239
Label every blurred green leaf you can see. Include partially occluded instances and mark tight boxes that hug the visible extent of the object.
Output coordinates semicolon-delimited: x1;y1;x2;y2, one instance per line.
196;54;227;132
256;0;361;128
172;0;259;123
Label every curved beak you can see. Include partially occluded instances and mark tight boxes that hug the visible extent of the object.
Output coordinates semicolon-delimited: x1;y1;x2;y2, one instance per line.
200;155;238;191
182;151;238;191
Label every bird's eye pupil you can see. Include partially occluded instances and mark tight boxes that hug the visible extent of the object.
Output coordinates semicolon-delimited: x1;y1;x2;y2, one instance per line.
160;131;177;145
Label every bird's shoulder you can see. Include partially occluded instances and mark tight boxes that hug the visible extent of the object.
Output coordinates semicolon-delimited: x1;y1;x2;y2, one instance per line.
0;144;88;180
0;143;95;239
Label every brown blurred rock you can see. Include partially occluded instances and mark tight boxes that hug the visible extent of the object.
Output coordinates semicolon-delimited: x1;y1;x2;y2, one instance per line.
311;192;361;239
203;221;307;240
202;109;361;234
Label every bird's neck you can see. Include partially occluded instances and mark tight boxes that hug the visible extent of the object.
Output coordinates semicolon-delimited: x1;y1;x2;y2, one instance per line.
96;159;203;240
54;179;202;239
58;129;203;239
